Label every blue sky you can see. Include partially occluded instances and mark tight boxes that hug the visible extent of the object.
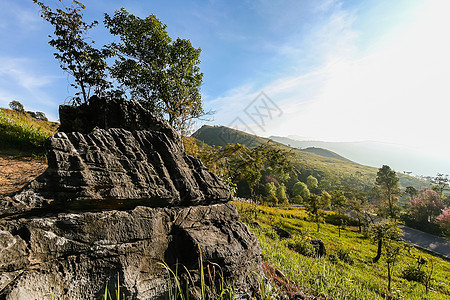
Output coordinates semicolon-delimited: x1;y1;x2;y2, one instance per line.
1;0;450;172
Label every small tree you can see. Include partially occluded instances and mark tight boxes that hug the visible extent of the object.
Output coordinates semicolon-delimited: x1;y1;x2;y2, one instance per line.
431;173;449;195
404;186;418;200
292;181;310;203
9;100;24;113
375;165;400;219
264;182;278;205
409;188;445;224
330;190;347;237
384;236;403;293
276;183;289;205
369;221;402;264
34;0;111;104
306;191;331;232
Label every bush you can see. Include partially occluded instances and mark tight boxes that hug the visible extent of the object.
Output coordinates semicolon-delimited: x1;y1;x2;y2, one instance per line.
329;246;354;265
9;100;24;113
286;235;315;257
402;263;427;283
325;213;360;227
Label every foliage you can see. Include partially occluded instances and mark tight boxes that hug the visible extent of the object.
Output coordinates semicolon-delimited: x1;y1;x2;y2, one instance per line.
375;165;400;219
9;100;24;113
431;173;449;195
199;142;296;200
404;186;418;199
104;9;204;133
328;245;355;265
435;207;450;235
305;192;331;232
34;0;111;104
401;257;428;284
369;221;402;264
286;235;316;257
409;188;445;224
306;175;318;192
264;182;278;205
330;190;347;237
292;181;310;204
276;183;289;205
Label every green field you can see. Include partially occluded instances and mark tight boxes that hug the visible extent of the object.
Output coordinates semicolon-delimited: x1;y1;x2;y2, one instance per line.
234;201;450;300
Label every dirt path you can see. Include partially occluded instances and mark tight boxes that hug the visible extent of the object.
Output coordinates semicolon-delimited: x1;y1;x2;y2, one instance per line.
0;155;47;196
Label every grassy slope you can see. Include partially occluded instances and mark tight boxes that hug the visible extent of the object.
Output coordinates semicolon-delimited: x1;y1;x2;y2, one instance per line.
235;202;450;300
0;108;58;155
192;125;427;191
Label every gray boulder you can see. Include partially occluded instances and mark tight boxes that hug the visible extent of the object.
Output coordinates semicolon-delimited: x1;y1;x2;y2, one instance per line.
0;203;263;299
0;97;266;299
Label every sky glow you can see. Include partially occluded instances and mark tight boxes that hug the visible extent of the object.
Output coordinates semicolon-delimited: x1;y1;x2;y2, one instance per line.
1;0;449;173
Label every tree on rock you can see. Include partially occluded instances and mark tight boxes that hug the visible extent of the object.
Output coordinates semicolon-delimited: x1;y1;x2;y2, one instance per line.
34;0;111;104
375;165;400;219
104;9;204;132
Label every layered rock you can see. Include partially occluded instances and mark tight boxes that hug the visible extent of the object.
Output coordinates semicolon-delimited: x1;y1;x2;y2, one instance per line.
0;96;265;299
0;203;263;299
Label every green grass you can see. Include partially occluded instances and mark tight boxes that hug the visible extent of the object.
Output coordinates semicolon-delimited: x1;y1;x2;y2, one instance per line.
235;201;450;300
0;108;57;155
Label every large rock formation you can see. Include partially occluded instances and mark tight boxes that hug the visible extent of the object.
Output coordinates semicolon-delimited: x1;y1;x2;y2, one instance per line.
0;97;265;299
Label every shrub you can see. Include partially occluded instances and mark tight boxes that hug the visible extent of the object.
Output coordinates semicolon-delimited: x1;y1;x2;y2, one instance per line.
9;100;24;113
401;258;428;284
286;235;315;257
332;245;354;265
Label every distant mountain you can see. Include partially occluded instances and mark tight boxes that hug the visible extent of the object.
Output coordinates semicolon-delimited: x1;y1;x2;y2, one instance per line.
193;126;352;163
192;125;427;191
270;136;449;177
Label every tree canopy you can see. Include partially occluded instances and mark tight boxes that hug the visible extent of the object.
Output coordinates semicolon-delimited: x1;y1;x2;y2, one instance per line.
34;1;205;132
104;9;204;132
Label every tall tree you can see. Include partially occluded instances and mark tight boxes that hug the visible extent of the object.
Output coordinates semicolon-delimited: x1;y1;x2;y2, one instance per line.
104;9;204;132
34;0;111;104
375;165;400;219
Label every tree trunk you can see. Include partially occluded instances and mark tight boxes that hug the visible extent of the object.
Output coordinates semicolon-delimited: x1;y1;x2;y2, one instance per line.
373;239;382;263
387;263;392;292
